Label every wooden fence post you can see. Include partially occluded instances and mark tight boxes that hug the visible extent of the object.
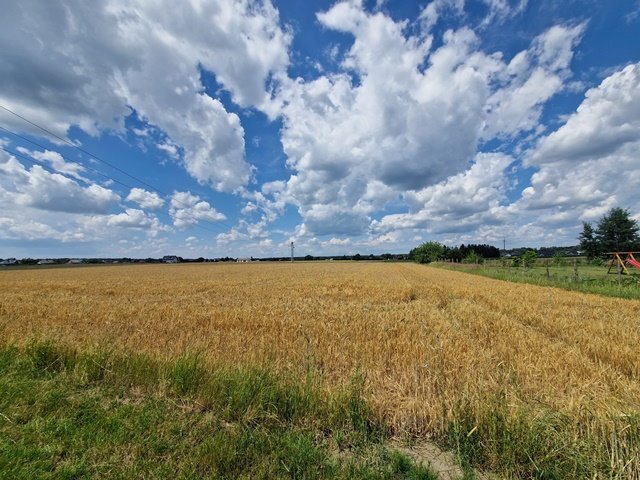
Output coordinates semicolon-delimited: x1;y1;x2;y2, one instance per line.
545;260;550;279
618;260;622;286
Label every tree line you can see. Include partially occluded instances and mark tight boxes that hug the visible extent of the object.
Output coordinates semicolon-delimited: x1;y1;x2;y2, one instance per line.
409;208;639;266
579;207;640;260
409;242;500;264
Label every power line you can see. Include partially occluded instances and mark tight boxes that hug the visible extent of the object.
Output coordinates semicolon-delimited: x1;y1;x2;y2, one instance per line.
0;125;143;190
0;104;167;196
0;105;236;231
0;144;226;236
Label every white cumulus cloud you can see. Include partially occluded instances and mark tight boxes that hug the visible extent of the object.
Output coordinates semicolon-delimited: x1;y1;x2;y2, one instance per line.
0;154;119;214
0;0;291;192
126;188;164;210
268;2;585;239
169;191;226;229
512;63;640;232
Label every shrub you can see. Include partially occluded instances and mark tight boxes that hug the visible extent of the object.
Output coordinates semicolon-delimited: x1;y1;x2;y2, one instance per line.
521;250;537;268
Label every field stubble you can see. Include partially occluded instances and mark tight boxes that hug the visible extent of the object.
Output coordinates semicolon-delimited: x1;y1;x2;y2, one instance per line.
1;262;640;476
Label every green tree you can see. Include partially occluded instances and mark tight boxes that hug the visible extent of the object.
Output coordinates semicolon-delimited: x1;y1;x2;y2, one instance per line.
595;208;640;253
463;250;483;264
578;222;600;260
411;241;444;264
552;251;565;266
521;250;537;268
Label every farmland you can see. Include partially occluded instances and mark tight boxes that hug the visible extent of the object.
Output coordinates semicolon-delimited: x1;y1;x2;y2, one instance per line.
1;262;640;477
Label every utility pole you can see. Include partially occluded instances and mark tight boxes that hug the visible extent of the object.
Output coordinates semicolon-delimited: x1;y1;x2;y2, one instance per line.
290;241;294;262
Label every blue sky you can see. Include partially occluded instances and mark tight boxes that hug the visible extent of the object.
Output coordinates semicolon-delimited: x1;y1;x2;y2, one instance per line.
1;0;639;258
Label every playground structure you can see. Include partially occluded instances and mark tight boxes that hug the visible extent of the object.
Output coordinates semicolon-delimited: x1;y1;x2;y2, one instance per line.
606;252;640;275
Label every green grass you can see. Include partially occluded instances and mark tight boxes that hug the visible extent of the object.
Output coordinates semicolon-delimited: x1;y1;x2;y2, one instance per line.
0;342;438;479
435;260;640;300
3;341;639;479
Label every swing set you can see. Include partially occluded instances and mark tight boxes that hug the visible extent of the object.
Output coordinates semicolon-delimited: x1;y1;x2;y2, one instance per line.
606;252;640;275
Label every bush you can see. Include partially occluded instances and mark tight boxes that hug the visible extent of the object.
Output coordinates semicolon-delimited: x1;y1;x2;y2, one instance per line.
463;250;483;264
521;250;537;268
410;242;444;264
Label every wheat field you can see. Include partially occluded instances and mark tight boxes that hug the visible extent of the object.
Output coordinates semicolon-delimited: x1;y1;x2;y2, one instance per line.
1;262;639;474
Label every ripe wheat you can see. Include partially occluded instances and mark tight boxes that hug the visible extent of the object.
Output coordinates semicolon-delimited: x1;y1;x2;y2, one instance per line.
1;262;639;474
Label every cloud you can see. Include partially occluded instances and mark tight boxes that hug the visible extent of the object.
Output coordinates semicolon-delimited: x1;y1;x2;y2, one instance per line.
505;63;640;234
106;208;162;229
0;216;86;242
216;228;248;245
276;5;496;236
482;23;585;139
303;204;371;236
169;191;226;228
418;0;465;32
532;23;585;72
0;0;291;192
627;1;640;22
270;2;586;238
0;151;159;245
1;1;622;253
329;237;352;245
16;147;87;181
240;202;259;215
528;63;640;165
126;187;165;209
0;154;119;214
372;152;512;234
81;207;168;239
479;0;528;26
419;0;527;32
156;140;180;159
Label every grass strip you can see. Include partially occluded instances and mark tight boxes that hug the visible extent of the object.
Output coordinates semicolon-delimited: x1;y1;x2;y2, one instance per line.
2;340;639;479
0;341;437;479
434;263;640;300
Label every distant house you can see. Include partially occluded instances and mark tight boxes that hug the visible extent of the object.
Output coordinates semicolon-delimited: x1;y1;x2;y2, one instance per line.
37;259;55;265
236;257;252;263
162;255;180;264
0;258;17;266
67;259;83;264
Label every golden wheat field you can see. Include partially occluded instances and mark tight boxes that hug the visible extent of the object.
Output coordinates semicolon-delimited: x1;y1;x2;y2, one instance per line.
1;261;640;472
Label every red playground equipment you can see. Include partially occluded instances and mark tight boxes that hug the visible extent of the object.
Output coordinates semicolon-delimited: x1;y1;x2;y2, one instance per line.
606;252;640;275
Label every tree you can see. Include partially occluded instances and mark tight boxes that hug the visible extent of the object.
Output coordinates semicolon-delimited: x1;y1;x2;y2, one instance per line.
521;250;537;268
578;222;600;260
463;250;483;264
442;245;462;262
595;208;639;253
19;258;38;265
410;241;444;264
552;251;565;266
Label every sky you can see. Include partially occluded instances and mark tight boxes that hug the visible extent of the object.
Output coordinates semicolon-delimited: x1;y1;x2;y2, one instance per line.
1;0;639;259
